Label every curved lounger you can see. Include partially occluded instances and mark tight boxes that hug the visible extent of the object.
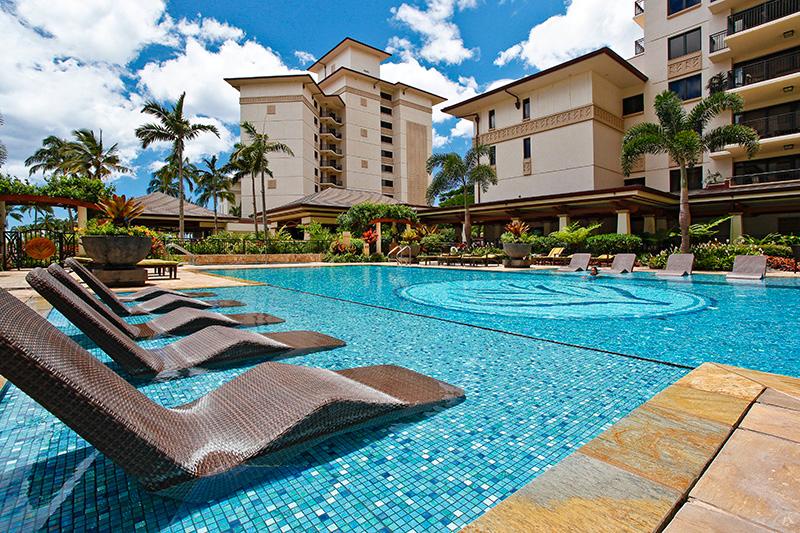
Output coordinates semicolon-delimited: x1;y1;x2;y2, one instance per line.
47;264;281;339
27;268;345;378
656;253;694;277
608;253;636;274
64;257;243;316
0;289;464;502
558;253;592;272
727;255;767;281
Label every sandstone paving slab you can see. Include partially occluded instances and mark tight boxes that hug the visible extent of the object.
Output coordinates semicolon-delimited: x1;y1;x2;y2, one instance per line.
758;388;800;412
741;403;800;444
665;501;775;533
690;429;800;531
719;365;800;401
463;452;681;533
647;384;752;426
580;403;731;492
675;363;764;401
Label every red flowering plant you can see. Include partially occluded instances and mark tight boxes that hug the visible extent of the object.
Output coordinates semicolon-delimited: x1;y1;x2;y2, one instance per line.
362;228;378;244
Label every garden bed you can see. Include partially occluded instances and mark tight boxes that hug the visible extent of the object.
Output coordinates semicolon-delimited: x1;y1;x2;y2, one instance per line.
176;253;322;266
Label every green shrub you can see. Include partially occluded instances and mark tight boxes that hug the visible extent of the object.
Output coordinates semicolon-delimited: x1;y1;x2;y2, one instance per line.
528;235;562;254
548;222;601;250
336;202;418;234
586;234;643;256
648;241;790;271
420;233;445;251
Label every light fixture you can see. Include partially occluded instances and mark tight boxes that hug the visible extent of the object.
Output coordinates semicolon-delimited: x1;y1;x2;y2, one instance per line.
784;144;795;150
783;86;795;93
784;30;795;39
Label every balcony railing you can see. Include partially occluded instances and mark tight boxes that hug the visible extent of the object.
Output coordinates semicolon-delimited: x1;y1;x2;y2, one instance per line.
320;111;341;122
320;144;342;154
319;127;341;139
729;0;800;35
727;48;800;88
737;109;800;138
634;38;645;55
319;176;343;187
320;160;342;170
634;0;645;16
710;30;728;53
731;168;800;185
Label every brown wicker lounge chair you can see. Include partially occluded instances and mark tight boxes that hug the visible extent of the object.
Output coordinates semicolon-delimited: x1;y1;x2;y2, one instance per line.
26;268;345;378
63;258;243;315
66;258;214;300
656;253;694;277
558;253;592;272
38;265;284;339
608;253;636;274
727;255;767;280
0;288;464;501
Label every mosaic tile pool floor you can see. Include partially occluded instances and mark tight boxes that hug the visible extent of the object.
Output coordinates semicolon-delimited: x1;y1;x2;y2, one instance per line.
0;268;688;532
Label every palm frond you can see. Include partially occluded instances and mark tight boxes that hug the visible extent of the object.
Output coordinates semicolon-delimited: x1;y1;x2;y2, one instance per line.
621;123;667;175
702;124;759;157
687;91;745;132
653;91;687;136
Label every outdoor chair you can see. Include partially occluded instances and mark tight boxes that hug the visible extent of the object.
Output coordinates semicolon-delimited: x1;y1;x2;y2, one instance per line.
656;253;694;277
0;288;465;502
44;265;283;339
26;268;345;378
65;257;244;315
726;255;767;281
608;253;636;274
558;253;592;272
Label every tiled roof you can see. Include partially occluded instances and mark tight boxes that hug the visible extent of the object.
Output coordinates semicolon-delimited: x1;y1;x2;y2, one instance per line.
134;192;236;220
266;188;402;213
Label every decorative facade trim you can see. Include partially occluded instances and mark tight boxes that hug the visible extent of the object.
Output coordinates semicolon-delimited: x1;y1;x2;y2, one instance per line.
523;159;532;176
239;95;317;115
333;87;381;102
392;99;432;113
476;104;624;145
667;52;702;79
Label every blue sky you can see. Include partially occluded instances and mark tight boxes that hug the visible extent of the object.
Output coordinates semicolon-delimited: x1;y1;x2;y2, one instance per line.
0;0;640;205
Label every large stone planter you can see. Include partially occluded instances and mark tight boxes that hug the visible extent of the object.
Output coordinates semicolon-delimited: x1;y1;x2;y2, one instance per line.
81;235;152;267
503;242;532;259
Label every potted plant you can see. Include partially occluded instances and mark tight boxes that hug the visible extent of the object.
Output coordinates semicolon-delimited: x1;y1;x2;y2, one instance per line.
399;227;421;257
80;195;152;266
501;220;534;259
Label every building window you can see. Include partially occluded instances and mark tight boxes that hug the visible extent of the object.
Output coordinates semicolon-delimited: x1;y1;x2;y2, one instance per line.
734;154;800;176
668;0;700;16
380;91;392;101
360;128;368;138
361;159;368;169
380;121;392;130
622;94;645;116
382;164;394;173
314;134;318;143
488;145;496;165
381;135;393;144
625;177;646;187
314;117;318;125
360;97;368;107
382;179;394;187
266;105;276;115
314;168;318;176
381;150;394;158
669;166;703;192
523;138;531;159
380;106;392;115
522;98;530;120
488;109;496;130
668;74;702;101
314;151;318;160
668;28;701;60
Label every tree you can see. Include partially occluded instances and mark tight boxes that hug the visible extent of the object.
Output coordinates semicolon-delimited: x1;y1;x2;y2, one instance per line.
426;145;497;246
25;135;70;176
438;185;475;208
135;92;219;239
230;122;293;237
196;155;235;233
225;147;259;235
61;129;130;180
147;154;197;198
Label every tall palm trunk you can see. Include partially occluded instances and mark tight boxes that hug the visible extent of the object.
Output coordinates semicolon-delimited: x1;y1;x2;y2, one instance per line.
260;169;269;237
250;173;259;237
177;146;185;239
679;163;691;253
212;184;218;234
463;180;472;247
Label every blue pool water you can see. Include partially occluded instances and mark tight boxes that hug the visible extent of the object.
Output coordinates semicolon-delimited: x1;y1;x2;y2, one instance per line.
0;264;795;531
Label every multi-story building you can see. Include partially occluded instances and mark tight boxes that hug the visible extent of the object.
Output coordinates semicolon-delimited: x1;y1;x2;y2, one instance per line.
225;38;444;225
433;0;800;241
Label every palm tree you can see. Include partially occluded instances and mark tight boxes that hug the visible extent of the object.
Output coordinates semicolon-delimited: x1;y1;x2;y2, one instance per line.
196;155;235;232
62;129;130;180
135;92;219;239
622;90;759;252
231;122;293;236
224;148;259;235
148;155;198;198
25;135;70;176
0;112;7;169
426;144;497;247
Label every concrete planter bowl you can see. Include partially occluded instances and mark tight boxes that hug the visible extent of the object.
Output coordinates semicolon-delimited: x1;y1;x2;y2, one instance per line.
81;235;152;267
503;242;532;259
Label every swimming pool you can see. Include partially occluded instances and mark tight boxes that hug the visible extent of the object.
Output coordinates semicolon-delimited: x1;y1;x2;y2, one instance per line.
0;264;792;531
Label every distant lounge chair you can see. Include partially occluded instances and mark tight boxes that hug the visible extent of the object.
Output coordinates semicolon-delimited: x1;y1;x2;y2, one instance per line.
0;288;464;501
608;253;636;274
42;265;283;339
66;258;212;300
64;257;244;315
656;253;694;277
26;268;345;378
727;255;767;280
558;253;592;272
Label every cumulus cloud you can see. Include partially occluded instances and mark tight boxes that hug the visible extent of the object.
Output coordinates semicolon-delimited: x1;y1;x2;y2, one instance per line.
175;17;245;43
432;128;449;148
494;0;641;69
449;119;474;139
390;0;477;65
293;50;316;65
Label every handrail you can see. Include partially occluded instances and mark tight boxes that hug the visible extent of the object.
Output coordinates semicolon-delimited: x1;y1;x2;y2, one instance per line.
727;48;800;88
729;0;799;35
731;168;800;186
736;109;800;138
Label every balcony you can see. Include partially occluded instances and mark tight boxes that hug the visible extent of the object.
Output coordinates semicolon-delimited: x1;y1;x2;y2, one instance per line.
709;0;800;61
730;168;800;186
726;48;800;104
739;109;800;138
319;144;342;156
319;127;341;140
320;111;342;125
634;0;645;27
634;37;645;56
319;176;343;188
320;159;342;172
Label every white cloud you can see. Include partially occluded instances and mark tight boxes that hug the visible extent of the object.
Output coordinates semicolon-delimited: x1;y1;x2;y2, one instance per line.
494;0;641;69
391;0;477;65
485;78;516;91
293;50;316;65
176;17;245;43
449;119;474;138
432;129;449;148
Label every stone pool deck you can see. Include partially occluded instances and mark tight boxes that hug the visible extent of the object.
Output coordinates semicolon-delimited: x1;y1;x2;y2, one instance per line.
3;264;800;531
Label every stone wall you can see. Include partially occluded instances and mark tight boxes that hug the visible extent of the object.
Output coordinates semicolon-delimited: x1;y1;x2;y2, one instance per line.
179;253;322;266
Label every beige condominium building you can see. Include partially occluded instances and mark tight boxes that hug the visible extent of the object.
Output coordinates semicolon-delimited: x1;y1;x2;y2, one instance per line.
225;38;445;225
433;0;800;241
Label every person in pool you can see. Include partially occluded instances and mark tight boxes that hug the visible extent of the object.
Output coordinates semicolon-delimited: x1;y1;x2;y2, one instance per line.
588;266;599;277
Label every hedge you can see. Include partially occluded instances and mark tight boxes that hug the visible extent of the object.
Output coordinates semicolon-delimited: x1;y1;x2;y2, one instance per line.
585;234;643;256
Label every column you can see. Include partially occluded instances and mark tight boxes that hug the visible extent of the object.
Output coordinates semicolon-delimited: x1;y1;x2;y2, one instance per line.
542;220;553;235
558;214;570;231
375;223;381;255
729;212;743;242
643;214;656;235
656;217;668;232
616;210;631;235
300;216;312;241
77;206;88;255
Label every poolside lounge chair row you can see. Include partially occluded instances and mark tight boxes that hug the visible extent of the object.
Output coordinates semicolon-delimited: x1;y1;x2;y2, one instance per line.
657;253;768;280
0;263;465;502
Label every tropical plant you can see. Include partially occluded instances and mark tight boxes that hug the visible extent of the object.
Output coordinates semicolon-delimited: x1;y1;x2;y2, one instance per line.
336;202;419;234
585;234;643;256
500;220;532;244
25;135;71;176
549;222;601;249
438;185;474;208
97;194;145;228
400;227;419;244
670;215;732;241
195;155;235;233
622;90;759;253
362;228;378;245
229;121;294;237
299;221;333;243
419;232;445;251
43;174;115;203
416;224;439;237
135;92;219;238
60;129;130;180
229;203;242;218
426;144;497;246
0;112;7;169
147;154;198;198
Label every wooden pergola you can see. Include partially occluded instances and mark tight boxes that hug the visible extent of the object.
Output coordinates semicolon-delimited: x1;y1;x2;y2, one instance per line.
368;217;417;255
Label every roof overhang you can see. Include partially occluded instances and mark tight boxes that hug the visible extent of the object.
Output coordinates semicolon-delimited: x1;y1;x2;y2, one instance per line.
224;73;345;107
687;183;800;216
308;37;391;73
319;67;447;105
443;48;648;118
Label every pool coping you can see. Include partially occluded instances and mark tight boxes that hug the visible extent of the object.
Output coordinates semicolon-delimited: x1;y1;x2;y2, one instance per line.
463;362;800;532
